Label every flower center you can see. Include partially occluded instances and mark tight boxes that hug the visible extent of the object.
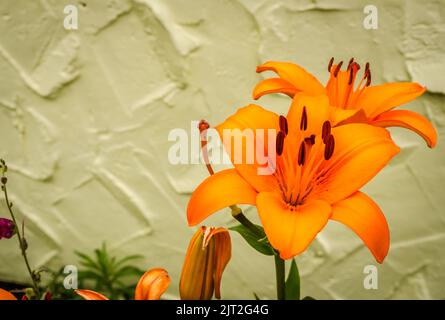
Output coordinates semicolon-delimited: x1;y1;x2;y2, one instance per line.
273;108;335;210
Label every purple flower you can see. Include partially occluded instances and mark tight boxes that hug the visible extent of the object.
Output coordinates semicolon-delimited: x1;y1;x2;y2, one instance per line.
0;218;15;239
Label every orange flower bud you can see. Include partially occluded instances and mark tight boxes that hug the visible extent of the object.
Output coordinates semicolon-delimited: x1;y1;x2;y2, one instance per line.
134;268;170;300
179;226;231;300
75;268;170;300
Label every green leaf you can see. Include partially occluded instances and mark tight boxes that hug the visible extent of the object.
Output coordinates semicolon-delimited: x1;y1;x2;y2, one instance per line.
114;254;143;270
285;259;300;300
229;224;274;256
75;251;101;271
302;296;316;300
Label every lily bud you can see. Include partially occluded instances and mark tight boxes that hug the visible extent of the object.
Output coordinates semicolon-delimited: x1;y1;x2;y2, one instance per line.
0;218;15;240
134;268;171;300
75;268;170;300
179;226;231;300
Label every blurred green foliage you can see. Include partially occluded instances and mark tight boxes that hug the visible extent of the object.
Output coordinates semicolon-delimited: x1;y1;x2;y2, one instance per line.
48;243;145;300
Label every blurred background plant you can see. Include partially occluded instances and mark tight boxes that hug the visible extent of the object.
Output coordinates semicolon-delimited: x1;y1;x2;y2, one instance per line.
47;243;145;300
1;158;147;300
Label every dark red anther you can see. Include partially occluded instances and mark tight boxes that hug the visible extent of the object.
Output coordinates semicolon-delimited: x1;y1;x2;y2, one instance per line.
298;141;306;166
328;57;334;72
365;62;370;73
304;134;316;145
366;69;372;86
276;131;285;156
279;115;288;135
324;134;335;160
348;67;354;85
333;61;343;77
322;121;331;143
347;57;354;71
300;106;308;131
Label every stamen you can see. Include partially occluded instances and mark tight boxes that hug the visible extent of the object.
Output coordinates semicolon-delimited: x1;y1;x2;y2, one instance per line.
300;106;308;131
365;62;370;73
298;141;306;166
279;115;288;135
304;134;315;145
333;61;343;77
347;57;354;71
322;121;331;143
328;57;334;72
324;134;335;160
276;131;285;156
366;69;372;86
348;67;354;85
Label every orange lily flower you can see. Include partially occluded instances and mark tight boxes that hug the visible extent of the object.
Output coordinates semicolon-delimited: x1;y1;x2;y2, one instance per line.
253;59;437;148
187;94;400;262
0;288;17;300
180;226;231;300
76;268;170;300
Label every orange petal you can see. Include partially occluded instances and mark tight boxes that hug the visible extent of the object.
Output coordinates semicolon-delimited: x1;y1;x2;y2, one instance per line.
286;93;330;135
134;268;170;300
332;108;368;126
371;109;437;148
355;82;426;118
312;124;400;204
0;288;17;300
331;192;390;263
216;104;280;192
211;229;231;299
256;192;331;259
187;169;257;226
75;289;109;300
252;78;299;100
256;61;326;96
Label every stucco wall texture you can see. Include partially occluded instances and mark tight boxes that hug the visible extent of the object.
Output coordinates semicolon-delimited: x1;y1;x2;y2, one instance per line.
0;0;444;299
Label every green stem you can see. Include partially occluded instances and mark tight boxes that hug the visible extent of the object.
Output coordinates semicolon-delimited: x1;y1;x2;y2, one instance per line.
230;206;263;238
274;254;285;300
2;179;40;298
231;206;286;300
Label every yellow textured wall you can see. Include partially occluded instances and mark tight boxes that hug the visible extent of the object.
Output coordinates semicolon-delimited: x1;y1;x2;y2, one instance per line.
0;0;444;299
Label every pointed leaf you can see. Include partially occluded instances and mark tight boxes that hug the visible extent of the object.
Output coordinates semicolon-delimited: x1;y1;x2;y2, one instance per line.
285;259;300;300
229;224;274;256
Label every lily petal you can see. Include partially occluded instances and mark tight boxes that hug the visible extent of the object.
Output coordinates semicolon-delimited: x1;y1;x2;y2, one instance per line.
134;268;171;300
187;169;257;226
216;104;280;192
331;192;390;263
286;93;330;135
0;288;17;300
253;78;299;100
313;124;400;204
256;192;331;259
256;61;326;96
75;289;109;300
212;229;231;299
355;82;426;118
371;110;437;148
